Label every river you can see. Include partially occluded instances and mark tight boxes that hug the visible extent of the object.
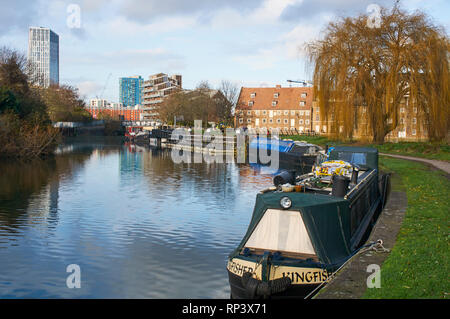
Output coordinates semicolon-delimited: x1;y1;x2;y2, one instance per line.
0;138;276;298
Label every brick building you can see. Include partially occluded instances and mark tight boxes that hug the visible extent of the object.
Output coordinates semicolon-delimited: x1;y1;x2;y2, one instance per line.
85;103;144;122
234;85;315;133
235;85;428;141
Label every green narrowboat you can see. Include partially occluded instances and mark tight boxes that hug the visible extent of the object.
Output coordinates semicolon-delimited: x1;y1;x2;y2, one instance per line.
227;146;390;299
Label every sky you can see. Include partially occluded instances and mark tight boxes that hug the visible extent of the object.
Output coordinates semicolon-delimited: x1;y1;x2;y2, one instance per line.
0;0;448;103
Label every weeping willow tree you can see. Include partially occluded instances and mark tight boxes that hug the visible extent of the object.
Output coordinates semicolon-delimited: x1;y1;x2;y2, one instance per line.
307;4;449;143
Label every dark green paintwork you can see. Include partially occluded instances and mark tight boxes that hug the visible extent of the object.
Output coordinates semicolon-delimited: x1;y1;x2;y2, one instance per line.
229;191;353;267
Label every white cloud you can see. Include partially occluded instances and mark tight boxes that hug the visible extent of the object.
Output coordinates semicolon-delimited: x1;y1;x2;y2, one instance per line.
101;15;197;36
76;81;103;99
210;0;302;28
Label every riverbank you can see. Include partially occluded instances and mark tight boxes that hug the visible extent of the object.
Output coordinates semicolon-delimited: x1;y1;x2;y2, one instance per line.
317;156;449;298
363;157;449;298
283;135;450;162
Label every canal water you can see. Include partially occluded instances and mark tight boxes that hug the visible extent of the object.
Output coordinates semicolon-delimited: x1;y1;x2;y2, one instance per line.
0;138;276;298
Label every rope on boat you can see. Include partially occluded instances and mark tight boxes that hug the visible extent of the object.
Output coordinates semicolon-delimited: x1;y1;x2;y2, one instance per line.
303;239;390;299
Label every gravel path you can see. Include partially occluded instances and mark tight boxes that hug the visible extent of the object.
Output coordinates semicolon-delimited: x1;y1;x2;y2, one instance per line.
379;153;450;175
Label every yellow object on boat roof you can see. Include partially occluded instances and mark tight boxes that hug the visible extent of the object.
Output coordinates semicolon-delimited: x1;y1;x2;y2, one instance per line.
314;160;352;177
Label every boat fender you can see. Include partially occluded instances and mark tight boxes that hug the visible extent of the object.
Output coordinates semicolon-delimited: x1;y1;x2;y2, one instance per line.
241;272;292;298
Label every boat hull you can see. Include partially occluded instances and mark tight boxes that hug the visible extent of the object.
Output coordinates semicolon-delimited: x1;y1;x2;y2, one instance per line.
228;270;320;299
226;256;333;299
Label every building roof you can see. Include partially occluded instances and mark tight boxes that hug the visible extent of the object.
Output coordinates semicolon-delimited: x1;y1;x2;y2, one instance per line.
237;86;314;110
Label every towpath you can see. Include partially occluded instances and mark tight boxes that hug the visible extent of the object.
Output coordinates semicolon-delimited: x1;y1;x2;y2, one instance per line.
379;153;450;175
316;152;448;299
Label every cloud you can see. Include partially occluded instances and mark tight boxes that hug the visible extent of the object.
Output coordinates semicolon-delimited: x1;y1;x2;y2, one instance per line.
76;81;103;98
101;48;186;71
280;0;393;22
0;0;40;35
103;15;197;36
119;0;264;23
210;0;302;28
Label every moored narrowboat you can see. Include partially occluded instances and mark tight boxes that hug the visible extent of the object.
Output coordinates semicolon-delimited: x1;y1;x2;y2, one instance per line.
227;146;390;299
248;138;325;175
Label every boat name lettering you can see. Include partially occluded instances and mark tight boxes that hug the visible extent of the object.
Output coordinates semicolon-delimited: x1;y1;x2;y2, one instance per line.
227;261;254;276
282;270;331;283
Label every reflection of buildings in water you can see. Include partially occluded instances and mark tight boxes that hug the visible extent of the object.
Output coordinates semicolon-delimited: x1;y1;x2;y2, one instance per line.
26;178;59;228
237;164;275;187
119;145;143;176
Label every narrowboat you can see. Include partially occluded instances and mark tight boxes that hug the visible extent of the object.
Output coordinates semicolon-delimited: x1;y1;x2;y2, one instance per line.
248;137;325;175
227;146;390;299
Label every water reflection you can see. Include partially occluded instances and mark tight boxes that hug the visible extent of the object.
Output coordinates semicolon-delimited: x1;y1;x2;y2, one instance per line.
0;138;276;298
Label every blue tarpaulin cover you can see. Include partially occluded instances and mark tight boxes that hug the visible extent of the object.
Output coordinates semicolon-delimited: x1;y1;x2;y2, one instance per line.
249;138;294;153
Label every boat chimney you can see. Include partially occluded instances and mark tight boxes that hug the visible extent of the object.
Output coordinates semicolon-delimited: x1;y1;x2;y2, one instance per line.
351;167;359;185
332;175;350;197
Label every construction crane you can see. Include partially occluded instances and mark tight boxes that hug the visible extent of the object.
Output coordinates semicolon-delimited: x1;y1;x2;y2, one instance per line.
96;73;112;99
287;79;313;87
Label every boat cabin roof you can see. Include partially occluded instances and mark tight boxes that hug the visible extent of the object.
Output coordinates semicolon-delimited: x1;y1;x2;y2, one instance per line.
249;138;322;154
328;146;378;170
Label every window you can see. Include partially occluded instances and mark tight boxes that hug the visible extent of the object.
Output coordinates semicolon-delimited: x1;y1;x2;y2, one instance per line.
400;107;405;113
413;107;418;113
272;101;277;107
299;101;305;106
247;110;252;116
301;93;307;98
412;129;417;135
305;119;310;125
269;119;273;123
250;93;256;98
274;93;279;98
284;110;289;116
262;119;267;124
412;117;417;124
255;110;260;116
262;110;267;115
239;118;243;124
299;119;304;124
248;101;254;107
247;119;251;123
316;115;319;121
291;110;296;116
284;119;288;124
299;110;305;116
277;110;281;115
305;110;310;116
400;118;405;124
276;119;281;123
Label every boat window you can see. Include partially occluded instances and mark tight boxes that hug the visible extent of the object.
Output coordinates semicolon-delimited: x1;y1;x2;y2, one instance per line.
336;152;367;167
244;209;316;256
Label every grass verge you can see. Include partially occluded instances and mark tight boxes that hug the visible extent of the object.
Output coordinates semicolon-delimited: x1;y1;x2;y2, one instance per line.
283;135;450;162
363;156;449;298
